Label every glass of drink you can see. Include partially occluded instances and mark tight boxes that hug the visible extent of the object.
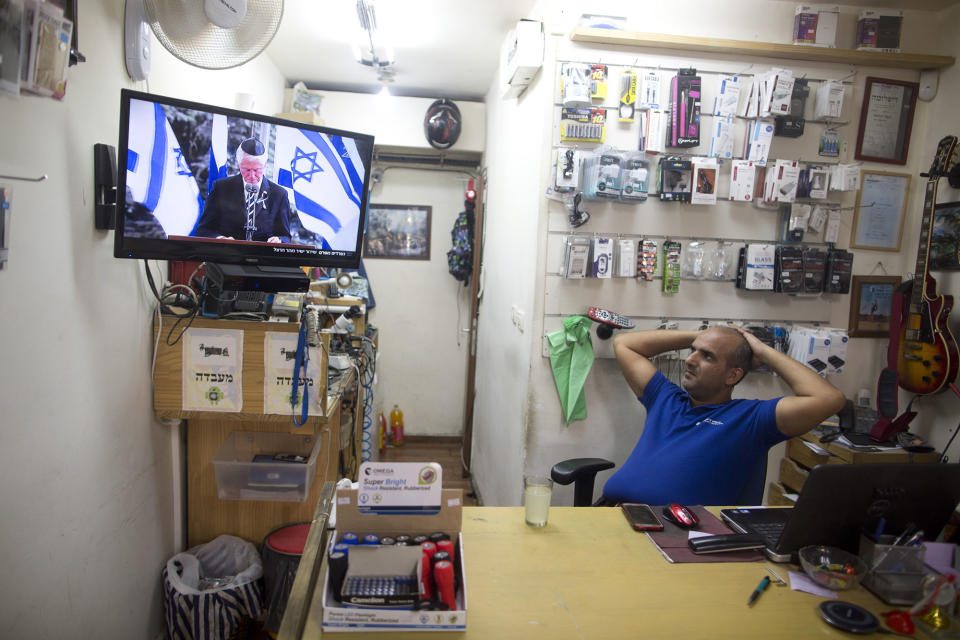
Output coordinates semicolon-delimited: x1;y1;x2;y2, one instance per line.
523;476;553;527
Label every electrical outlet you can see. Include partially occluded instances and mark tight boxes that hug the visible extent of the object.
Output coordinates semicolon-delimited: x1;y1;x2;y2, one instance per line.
511;305;520;328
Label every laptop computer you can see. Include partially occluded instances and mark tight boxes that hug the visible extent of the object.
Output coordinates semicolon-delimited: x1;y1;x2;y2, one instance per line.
720;463;960;562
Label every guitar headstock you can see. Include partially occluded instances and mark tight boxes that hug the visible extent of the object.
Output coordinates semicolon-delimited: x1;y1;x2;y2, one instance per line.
928;135;959;178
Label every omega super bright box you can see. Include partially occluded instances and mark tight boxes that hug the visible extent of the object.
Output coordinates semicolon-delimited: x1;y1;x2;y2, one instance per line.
321;463;467;632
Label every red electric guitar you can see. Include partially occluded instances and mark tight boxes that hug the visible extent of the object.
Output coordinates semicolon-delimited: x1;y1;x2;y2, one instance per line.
893;135;960;395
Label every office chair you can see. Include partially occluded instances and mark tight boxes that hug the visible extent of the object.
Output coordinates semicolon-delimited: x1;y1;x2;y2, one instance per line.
551;455;768;507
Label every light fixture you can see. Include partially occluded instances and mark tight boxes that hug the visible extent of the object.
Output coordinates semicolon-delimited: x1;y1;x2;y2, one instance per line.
353;0;395;86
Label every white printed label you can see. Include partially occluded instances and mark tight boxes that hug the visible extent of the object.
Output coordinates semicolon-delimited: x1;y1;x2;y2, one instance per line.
358;462;443;511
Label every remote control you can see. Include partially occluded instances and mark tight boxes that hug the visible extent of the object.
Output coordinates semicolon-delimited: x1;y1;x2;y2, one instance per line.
587;307;635;340
588;307;635;329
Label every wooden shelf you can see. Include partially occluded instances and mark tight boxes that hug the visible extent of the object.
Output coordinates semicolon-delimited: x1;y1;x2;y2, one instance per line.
570;27;955;70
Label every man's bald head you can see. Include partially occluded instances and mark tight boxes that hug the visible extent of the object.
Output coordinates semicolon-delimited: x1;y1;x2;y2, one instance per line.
707;326;753;384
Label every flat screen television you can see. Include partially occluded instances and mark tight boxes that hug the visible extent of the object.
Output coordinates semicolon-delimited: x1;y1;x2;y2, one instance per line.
114;89;375;269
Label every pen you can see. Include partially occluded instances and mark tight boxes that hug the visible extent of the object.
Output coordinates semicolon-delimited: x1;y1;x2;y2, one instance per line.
903;530;924;546
748;576;770;606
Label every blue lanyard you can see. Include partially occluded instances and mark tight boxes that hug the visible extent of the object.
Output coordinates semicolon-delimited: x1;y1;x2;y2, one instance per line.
291;318;310;426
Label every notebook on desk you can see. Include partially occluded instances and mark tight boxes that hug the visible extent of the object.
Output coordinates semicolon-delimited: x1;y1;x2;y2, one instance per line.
721;463;960;563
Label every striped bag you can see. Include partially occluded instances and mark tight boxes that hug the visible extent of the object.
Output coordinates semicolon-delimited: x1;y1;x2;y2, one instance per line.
162;535;264;640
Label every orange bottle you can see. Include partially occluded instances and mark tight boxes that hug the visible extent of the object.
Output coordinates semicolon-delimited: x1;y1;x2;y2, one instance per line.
389;404;405;446
378;411;387;455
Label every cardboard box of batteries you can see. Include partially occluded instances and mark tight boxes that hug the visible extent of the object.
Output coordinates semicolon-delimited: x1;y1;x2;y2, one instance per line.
321;462;467;632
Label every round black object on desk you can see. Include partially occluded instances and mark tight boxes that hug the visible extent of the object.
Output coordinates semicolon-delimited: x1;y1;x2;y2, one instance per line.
261;522;311;633
818;601;879;634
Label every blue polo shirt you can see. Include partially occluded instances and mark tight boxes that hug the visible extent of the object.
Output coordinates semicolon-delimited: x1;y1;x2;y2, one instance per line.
602;371;786;505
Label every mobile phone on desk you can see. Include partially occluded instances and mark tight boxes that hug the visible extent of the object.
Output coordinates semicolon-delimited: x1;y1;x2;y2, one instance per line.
621;503;664;531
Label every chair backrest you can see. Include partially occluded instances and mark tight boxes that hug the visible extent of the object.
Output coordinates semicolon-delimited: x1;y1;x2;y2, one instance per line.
733;455;768;506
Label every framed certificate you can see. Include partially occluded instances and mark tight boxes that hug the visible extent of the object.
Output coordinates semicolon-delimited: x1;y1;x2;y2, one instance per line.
848;275;901;338
850;171;911;251
854;77;919;165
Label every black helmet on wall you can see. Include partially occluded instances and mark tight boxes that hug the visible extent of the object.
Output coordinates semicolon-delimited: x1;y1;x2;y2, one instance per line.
424;99;462;150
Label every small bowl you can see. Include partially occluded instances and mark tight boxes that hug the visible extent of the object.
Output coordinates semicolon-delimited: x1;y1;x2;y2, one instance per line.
799;545;868;591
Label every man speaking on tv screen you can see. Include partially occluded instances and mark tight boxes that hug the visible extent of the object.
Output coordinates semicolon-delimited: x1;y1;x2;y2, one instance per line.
194;137;292;243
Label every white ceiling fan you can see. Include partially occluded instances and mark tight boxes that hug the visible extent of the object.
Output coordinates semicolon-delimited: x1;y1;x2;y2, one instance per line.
125;0;284;80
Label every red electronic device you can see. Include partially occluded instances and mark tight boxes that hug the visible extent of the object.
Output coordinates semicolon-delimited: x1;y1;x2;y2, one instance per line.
587;306;636;340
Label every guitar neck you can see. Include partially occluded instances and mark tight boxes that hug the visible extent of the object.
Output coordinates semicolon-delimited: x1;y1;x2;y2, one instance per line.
910;178;940;312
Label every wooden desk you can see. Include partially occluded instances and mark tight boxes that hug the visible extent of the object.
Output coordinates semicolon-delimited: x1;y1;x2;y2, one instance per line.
153;317;346;546
286;506;895;639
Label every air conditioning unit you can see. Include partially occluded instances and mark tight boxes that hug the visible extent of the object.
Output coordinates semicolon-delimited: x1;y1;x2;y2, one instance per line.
502;19;543;99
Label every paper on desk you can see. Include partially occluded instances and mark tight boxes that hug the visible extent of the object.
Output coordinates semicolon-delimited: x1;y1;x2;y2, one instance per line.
789;570;837;598
923;542;960;578
802;440;830;456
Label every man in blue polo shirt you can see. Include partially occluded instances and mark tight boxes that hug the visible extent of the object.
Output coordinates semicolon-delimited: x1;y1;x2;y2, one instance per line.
602;326;846;505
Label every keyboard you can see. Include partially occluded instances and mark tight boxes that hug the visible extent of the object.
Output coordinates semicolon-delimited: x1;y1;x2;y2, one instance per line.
749;521;786;546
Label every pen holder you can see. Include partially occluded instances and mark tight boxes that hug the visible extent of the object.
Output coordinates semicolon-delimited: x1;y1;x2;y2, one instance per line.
860;534;928;605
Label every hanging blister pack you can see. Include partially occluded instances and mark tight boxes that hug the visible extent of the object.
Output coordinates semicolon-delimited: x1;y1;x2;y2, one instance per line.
560;235;590;278
682;241;706;279
561;108;606;143
709;241;737;281
583;149;623;200
659;157;692;202
620;152;649;202
814;81;845;119
668;69;701;148
590;64;608;100
714;75;741;117
825;249;853;293
640;71;662;110
662;241;682;294
555;148;582;192
774;78;809;138
638;239;658;281
802;247;827;293
775;245;805;293
691;158;719;205
615;238;637;277
819;129;841;157
619;70;637;122
560;63;592;107
729;160;758;202
591;237;613;278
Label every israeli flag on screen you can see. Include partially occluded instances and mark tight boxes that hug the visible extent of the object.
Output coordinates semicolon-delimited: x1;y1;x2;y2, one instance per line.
125;99;202;236
273;126;366;250
207;113;229;194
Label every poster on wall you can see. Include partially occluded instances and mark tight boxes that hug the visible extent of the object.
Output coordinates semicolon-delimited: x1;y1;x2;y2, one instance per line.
263;332;325;416
182;328;243;412
363;204;432;259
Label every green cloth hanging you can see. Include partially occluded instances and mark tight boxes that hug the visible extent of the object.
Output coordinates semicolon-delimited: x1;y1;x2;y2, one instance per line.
547;315;595;424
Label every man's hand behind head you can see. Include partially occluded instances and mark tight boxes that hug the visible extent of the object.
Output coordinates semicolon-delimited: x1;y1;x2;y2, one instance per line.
733;326;768;370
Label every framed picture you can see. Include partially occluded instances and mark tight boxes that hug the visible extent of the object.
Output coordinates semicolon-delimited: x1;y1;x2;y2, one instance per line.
848;275;901;338
854;77;919;165
931;201;960;270
850;171;911;251
363;204;432;260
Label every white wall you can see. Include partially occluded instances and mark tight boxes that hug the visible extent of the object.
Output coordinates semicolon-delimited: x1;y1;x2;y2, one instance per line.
0;1;285;636
471;34;553;506
365;167;473;436
474;0;959;507
296;90;486;153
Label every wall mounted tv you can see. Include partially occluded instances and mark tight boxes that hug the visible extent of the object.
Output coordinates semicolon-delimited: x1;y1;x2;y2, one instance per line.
114;89;375;269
